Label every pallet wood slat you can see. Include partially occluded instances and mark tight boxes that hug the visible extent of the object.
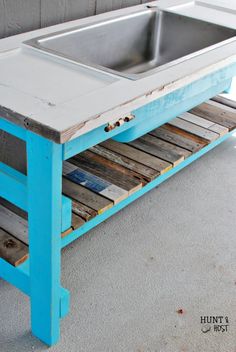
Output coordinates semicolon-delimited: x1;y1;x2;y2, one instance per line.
0;204;28;244
72;200;97;222
150;125;203;153
140;134;192;159
0;203;81;246
168;117;219;142
163;124;209;146
101;139;172;174
212;97;236;110
89;146;147;185
180;112;229;136
191;102;236;131
129;138;184;166
71;213;85;231
91;145;159;182
63;177;113;214
63;161;128;204
0;227;28;266
71;152;142;195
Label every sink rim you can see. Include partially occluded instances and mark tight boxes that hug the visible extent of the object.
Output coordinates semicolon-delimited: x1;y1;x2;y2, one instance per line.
23;6;236;81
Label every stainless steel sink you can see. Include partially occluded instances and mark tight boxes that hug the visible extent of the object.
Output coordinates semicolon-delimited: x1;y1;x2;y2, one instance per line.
25;6;236;80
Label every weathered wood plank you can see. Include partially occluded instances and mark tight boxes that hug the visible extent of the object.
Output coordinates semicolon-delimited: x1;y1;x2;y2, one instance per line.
163;124;209;146
0;202;74;244
0;227;28;266
140;134;192;159
191;103;236;131
180;112;229;136
0;204;28;244
63;161;128;203
209;99;236;112
71;213;85;231
72;200;97;222
150;125;203;153
129;138;184;167
63;177;113;214
71;152;142;195
168;118;219;142
101;140;172;174
91;145;159;182
212;97;236;110
86;148;148;184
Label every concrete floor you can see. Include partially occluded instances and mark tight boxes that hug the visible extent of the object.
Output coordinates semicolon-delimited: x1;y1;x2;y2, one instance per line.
1;135;236;352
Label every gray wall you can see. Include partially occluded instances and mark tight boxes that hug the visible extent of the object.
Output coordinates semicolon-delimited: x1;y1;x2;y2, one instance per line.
0;0;150;39
0;0;151;172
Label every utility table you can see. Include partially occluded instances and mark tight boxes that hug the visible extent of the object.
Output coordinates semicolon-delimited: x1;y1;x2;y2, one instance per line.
0;0;236;346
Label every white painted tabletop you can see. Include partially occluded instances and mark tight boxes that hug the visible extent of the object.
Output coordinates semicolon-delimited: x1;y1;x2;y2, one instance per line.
0;0;236;143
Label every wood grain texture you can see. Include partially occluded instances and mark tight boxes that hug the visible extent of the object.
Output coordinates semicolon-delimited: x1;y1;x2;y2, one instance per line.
168;118;219;142
71;151;142;195
163;124;209;146
140;134;192;159
63;161;128;203
0;204;28;244
129;138;185;166
191;102;236;131
91;145;159;182
63;177;113;214
71;213;85;230
180;112;229;136
0;227;28;266
0;201;74;244
101;140;172;174
72;200;97;221
212;97;236;110
87;148;149;184
150;125;203;153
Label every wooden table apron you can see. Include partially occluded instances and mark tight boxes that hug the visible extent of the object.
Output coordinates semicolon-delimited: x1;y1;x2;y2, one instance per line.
0;62;235;346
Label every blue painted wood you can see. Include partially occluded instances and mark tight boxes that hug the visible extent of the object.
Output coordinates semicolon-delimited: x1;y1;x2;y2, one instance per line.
0;258;30;295
0;161;27;211
27;131;65;346
65;165;111;193
63;116;139;160
0;256;69;319
60;287;70;319
61;129;236;248
63;161;127;202
0;118;26;140
63;63;236;160
115;67;236;142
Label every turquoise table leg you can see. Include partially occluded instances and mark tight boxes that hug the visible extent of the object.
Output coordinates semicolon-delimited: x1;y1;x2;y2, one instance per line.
27;132;64;345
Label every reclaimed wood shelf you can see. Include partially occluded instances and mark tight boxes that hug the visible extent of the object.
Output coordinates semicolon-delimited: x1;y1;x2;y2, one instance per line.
1;98;236;266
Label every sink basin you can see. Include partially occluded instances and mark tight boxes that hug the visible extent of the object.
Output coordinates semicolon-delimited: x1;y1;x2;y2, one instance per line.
25;6;236;80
